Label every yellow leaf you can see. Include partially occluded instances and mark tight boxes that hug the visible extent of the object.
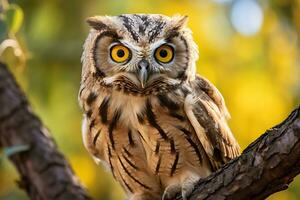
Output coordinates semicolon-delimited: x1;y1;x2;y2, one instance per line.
4;4;24;34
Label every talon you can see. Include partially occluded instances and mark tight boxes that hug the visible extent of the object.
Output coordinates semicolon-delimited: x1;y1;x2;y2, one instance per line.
162;184;182;200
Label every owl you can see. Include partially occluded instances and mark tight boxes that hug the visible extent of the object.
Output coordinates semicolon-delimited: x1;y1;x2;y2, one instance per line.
79;14;240;200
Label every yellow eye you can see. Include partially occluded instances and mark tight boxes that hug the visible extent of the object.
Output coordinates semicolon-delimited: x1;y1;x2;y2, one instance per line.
110;44;131;63
155;45;174;63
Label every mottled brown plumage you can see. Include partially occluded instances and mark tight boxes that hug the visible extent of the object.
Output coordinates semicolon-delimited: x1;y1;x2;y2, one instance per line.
79;14;240;200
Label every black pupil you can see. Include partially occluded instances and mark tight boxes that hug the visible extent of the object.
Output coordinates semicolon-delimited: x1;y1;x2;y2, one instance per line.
159;49;168;58
117;49;125;57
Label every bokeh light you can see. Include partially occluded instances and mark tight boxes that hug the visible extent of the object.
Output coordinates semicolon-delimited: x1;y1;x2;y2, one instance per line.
213;0;233;4
230;0;264;36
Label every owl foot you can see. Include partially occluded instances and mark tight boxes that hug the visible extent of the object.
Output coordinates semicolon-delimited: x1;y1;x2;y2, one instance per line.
162;184;182;200
181;176;198;200
162;176;199;200
128;193;160;200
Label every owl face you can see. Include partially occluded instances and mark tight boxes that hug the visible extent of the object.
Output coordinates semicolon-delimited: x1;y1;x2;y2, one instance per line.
82;14;199;95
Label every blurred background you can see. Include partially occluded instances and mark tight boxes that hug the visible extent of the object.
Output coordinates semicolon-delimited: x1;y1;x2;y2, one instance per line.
0;0;299;199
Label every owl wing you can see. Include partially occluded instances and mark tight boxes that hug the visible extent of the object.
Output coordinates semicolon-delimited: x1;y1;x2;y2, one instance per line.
184;75;240;170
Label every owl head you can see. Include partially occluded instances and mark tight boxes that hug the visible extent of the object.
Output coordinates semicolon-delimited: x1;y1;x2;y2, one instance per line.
81;14;198;95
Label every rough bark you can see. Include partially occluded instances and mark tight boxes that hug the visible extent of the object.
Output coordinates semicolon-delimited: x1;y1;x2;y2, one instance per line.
0;62;91;200
0;62;299;200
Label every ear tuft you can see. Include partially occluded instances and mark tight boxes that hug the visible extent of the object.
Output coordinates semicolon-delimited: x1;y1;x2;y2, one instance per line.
86;16;109;30
172;15;189;29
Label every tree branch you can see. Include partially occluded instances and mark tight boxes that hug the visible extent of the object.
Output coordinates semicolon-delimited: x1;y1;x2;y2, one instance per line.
178;106;300;200
0;62;91;200
0;61;299;200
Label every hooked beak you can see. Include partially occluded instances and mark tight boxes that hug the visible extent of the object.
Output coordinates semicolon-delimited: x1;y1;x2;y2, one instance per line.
138;59;150;88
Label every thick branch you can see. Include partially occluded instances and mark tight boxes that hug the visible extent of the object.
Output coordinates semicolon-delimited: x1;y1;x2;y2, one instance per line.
177;106;300;200
0;62;91;200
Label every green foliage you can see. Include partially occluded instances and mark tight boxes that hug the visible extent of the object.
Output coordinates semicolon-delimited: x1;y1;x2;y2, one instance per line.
0;22;7;42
